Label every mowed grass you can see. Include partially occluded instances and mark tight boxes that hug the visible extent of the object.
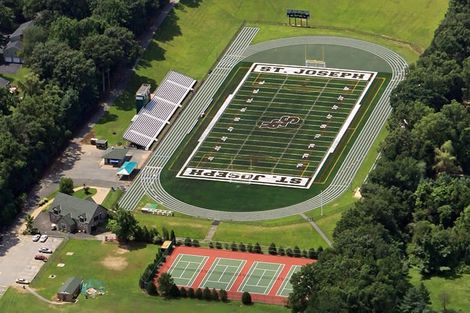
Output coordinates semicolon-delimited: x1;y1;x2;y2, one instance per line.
93;0;447;144
213;215;327;250
0;239;288;313
101;189;124;210
133;195;212;239
409;268;470;313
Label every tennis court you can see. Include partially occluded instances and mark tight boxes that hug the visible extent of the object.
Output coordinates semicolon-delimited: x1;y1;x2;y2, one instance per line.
238;261;284;294
276;265;302;296
158;246;315;304
199;258;246;290
167;254;208;286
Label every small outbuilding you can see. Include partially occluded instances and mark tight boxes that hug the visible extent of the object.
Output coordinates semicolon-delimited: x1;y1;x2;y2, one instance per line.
57;277;82;302
95;139;108;150
117;161;137;176
103;147;130;167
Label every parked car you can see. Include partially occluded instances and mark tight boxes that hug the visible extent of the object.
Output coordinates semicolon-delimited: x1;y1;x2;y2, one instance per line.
39;235;48;243
32;234;41;242
16;278;30;284
34;255;48;262
38;247;53;254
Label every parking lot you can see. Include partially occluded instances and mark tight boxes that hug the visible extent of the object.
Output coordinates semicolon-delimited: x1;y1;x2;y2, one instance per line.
0;233;63;296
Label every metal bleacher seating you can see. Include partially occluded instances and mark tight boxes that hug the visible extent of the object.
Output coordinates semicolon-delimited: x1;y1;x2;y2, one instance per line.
123;71;196;150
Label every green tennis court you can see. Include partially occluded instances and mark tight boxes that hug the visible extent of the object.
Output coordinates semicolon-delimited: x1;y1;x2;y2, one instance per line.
199;258;246;290
167;254;208;286
277;265;302;296
238;261;284;294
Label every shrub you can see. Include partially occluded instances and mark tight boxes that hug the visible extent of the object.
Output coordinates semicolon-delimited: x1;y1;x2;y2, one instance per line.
268;243;277;255
146;281;158;296
162;227;169;241
224;243;229;250
195;288;203;299
247;243;253;253
286;248;293;257
212;288;219;301
188;287;195;298
192;239;200;247
293;246;301;257
302;249;308;258
184;237;192;246
203;286;212;300
241;291;252;305
231;242;238;251
254;242;262;254
278;247;285;256
219;289;228;302
209;241;214;248
308;248;317;259
317;246;324;256
180;287;187;297
239;242;246;252
59;177;74;195
215;241;222;249
170;284;180;298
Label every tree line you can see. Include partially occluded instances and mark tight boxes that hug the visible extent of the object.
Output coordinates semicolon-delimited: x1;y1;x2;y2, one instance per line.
290;0;470;312
0;0;167;229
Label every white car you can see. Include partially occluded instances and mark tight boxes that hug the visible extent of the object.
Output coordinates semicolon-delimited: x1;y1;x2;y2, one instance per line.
32;234;41;242
38;247;53;254
39;235;48;243
16;278;30;285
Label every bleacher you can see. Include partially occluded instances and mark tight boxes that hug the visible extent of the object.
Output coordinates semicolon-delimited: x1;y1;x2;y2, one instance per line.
123;71;196;150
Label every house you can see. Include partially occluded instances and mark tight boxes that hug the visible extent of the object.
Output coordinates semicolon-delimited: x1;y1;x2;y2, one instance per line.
57;277;82;302
48;193;107;234
103;147;130;167
3;20;34;64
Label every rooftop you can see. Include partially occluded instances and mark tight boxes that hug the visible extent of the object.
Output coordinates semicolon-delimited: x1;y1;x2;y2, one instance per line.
49;193;100;222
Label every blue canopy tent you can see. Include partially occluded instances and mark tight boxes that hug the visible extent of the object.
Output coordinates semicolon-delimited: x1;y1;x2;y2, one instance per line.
117;161;137;176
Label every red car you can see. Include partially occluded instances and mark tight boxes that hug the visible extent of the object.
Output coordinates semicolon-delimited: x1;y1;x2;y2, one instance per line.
34;255;48;262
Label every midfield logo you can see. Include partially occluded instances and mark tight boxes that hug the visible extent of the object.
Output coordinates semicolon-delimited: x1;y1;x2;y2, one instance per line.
259;115;301;129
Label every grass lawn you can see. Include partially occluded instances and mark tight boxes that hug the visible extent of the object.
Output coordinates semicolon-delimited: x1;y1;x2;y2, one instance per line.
101;189;124;210
72;188;97;200
0;239;287;313
409;268;470;313
0;66;31;84
133;195;212;239
213;215;327;250
93;0;447;144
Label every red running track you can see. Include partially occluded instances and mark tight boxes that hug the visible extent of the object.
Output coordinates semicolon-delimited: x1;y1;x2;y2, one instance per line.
157;246;316;305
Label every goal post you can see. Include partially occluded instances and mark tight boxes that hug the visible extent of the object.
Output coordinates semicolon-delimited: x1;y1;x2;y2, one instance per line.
305;59;326;68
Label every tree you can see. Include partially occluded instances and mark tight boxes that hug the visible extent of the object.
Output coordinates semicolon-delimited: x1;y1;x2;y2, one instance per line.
184;237;192;246
59;177;74;195
268;243;277;255
293;246;301;257
170;230;176;242
203;286;211;300
106;208;138;241
254;242;262;254
433;140;462;174
24;214;34;235
187;287;195;298
157;273;175;299
230;242;238;251
145;281;158;296
211;288;219;301
179;287;187;298
398;283;433;313
192;239;200;247
239;242;246;252
195;288;203;300
219;289;228;302
241;291;252;305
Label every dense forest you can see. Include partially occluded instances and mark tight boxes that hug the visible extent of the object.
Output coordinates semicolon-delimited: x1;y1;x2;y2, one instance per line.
290;0;470;312
0;0;165;229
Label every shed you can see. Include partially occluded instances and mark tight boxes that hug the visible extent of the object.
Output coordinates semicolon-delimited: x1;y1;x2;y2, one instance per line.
57;277;82;302
103;147;129;167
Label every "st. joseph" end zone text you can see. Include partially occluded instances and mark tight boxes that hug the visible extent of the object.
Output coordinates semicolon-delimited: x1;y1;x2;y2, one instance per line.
253;64;373;81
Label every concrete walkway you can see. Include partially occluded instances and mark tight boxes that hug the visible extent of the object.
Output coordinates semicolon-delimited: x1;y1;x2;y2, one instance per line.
203;221;219;242
300;213;333;248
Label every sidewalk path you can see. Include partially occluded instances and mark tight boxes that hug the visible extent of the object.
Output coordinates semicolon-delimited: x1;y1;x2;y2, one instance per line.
300;213;333;248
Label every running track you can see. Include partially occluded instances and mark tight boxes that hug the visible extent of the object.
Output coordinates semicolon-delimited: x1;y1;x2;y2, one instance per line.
118;28;408;221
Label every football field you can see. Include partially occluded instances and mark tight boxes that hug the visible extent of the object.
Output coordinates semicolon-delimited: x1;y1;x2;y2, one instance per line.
178;63;376;188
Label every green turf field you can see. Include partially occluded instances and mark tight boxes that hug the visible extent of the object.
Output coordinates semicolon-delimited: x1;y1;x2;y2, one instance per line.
178;63;374;188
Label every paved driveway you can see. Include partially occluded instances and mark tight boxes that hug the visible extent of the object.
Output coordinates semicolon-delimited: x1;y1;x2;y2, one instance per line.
0;233;63;296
